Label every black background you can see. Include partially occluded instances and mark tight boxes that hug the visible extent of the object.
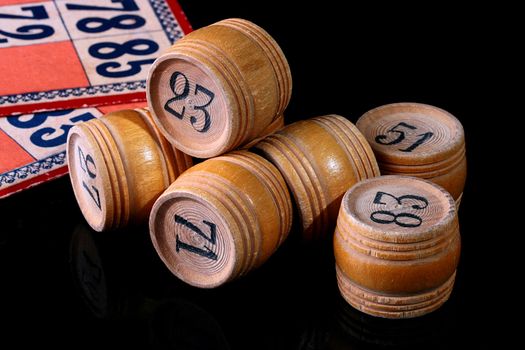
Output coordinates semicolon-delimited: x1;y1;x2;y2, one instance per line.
0;1;505;348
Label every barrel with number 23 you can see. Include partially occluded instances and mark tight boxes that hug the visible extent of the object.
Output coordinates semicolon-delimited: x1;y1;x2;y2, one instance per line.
147;18;292;158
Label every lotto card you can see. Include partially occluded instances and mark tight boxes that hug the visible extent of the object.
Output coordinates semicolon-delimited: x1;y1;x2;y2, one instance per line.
0;101;146;198
0;0;191;117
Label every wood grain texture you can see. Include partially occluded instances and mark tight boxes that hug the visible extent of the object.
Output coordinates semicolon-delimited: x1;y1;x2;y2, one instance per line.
147;18;292;158
67;108;192;232
149;150;292;288
254;114;380;240
240;113;285;150
356;103;466;202
333;175;461;318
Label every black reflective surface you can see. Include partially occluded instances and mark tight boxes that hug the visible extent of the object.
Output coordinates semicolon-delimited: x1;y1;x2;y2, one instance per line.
1;1;499;348
0;175;482;348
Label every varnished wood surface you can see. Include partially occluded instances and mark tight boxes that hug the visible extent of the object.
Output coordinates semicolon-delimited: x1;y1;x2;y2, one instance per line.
149;150;292;288
334;175;461;318
147;18;292;158
67;108;192;232
356;103;466;201
254;114;380;240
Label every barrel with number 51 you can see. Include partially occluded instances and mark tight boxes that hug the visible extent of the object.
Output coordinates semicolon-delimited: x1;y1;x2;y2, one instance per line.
334;175;461;318
356;103;466;206
147;18;291;158
67;108;192;232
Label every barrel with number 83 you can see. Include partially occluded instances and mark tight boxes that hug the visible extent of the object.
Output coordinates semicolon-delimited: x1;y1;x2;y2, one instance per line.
334;175;461;318
147;18;291;158
67;108;192;232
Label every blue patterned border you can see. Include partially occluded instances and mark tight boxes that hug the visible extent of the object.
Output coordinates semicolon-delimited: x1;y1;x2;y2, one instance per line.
0;152;66;187
0;0;183;106
150;0;184;44
0;81;145;105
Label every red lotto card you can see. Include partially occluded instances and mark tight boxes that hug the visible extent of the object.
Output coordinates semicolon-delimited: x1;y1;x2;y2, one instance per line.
0;0;191;116
0;0;191;198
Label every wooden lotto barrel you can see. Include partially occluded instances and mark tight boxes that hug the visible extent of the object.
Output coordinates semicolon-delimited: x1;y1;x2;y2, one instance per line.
356;103;466;206
334;175;461;318
67;108;193;232
149;150;292;288
147;18;292;158
240;113;285;150
253;115;380;240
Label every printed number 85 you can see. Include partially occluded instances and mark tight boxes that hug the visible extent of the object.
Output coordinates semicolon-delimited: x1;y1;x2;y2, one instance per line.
89;39;159;78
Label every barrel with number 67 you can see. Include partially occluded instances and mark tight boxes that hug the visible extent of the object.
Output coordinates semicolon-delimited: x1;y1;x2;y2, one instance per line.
67;108;193;232
149;150;292;288
356;103;466;206
334;175;461;318
147;18;292;158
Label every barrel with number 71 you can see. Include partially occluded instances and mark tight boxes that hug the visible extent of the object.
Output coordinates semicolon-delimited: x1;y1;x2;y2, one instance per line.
334;175;461;318
147;18;292;158
149;150;292;288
